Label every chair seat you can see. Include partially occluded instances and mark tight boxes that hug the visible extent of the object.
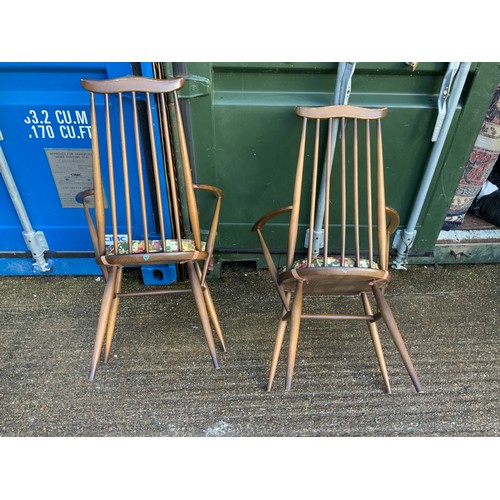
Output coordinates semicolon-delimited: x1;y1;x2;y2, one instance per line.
279;263;389;295
291;255;379;270
106;238;206;255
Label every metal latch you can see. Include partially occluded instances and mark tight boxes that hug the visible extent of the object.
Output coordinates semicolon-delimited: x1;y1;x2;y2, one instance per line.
431;62;460;142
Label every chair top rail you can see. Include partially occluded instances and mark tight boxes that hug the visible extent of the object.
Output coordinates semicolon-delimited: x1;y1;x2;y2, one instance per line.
81;76;185;94
295;104;387;120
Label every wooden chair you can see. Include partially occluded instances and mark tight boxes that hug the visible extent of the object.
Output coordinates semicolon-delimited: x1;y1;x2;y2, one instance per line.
77;76;225;381
253;104;421;393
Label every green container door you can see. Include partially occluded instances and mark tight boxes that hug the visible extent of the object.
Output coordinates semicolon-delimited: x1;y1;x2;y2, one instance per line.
168;62;500;266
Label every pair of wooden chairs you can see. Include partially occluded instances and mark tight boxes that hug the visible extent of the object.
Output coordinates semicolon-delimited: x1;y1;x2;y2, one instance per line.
78;76;421;393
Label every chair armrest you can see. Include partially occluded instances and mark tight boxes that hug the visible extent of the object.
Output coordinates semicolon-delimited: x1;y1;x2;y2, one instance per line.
252;205;293;232
194;183;224;199
75;189;95;204
386;206;400;234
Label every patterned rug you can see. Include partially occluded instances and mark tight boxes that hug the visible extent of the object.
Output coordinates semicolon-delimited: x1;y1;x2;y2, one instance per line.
443;82;500;230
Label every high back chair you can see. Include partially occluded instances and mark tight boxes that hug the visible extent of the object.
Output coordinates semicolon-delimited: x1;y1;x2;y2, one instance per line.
253;104;421;393
77;76;225;381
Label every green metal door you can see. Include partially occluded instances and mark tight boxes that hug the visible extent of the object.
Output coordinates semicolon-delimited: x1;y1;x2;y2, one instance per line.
164;62;500;271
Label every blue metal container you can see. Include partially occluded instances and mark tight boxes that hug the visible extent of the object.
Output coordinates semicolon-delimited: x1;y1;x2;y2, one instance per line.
0;62;176;283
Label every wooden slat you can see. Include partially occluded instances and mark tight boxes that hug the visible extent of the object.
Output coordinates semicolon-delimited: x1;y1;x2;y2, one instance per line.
323;118;333;265
353;118;360;264
159;93;183;248
104;94;118;255
117;93;133;252
81;76;185;94
296;104;388;120
366;120;374;267
174;93;201;250
146;92;167;248
340;117;346;263
307;119;321;266
376;119;387;270
131;91;149;250
90;92;106;257
287;117;308;270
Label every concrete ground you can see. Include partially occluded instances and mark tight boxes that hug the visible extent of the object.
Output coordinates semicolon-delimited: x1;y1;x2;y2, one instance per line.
0;262;499;438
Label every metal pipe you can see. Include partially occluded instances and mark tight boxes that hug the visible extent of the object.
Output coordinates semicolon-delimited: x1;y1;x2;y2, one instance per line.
0;133;52;272
392;62;472;269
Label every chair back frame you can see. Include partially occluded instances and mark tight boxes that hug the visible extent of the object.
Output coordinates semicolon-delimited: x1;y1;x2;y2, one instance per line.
289;104;390;272
80;76;202;261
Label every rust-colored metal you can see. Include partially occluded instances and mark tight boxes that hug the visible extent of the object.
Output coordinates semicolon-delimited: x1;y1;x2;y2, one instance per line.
77;76;225;381
254;104;421;393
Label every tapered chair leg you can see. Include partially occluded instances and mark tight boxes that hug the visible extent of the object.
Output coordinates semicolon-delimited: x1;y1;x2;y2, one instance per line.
194;262;226;352
360;292;392;393
104;267;124;363
186;261;219;369
371;284;422;392
286;281;304;391
89;266;118;381
267;291;291;392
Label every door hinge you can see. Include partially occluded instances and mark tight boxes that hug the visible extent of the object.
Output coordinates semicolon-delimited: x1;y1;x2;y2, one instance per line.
178;75;211;99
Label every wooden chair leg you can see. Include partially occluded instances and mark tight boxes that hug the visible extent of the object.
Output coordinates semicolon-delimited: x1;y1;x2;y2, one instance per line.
194;262;226;352
104;267;124;363
360;292;392;394
89;266;118;381
371;284;422;392
186;261;219;369
286;281;304;391
267;291;291;392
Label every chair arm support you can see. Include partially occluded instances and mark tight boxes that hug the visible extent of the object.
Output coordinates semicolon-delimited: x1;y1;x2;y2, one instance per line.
193;185;224;249
382;206;400;270
193;184;223;287
386;206;400;234
75;189;109;279
252;205;293;312
252;205;293;232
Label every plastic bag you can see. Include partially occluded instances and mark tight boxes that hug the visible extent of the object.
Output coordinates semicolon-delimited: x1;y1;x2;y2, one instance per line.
470;189;500;227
